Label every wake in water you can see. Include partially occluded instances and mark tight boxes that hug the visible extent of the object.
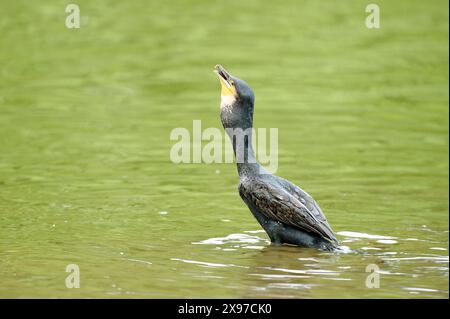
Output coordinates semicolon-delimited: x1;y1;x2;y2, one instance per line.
194;229;448;256
193;231;270;251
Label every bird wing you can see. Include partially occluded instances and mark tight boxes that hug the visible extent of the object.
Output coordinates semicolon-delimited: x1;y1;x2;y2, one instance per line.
239;178;338;244
277;177;331;225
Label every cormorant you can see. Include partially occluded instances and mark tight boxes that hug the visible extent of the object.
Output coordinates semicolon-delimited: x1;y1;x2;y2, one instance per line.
214;64;339;251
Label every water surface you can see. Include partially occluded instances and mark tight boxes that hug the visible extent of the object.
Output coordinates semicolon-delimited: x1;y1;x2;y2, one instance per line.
0;0;448;298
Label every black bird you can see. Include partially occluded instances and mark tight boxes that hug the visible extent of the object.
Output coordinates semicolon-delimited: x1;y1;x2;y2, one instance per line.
214;64;339;251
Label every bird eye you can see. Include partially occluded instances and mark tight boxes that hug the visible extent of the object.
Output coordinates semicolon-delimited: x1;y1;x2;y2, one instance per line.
229;80;235;86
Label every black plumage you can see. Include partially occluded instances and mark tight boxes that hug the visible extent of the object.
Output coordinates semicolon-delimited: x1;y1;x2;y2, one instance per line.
215;65;338;251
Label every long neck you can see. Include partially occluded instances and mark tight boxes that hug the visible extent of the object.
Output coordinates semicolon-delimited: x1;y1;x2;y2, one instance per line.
226;128;261;177
222;103;262;177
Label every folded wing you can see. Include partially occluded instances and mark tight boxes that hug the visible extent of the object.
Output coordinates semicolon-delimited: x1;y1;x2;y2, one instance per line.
239;178;338;244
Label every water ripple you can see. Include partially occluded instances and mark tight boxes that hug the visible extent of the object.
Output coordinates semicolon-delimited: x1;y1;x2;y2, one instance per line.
193;233;269;250
171;258;249;269
337;231;396;240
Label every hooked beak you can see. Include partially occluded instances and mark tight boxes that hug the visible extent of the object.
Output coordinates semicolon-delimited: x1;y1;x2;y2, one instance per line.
214;64;236;97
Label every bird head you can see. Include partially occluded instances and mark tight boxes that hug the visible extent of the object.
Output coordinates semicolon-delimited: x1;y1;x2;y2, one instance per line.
214;64;255;130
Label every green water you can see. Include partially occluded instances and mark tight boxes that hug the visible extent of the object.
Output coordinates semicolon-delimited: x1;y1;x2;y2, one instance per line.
0;0;448;298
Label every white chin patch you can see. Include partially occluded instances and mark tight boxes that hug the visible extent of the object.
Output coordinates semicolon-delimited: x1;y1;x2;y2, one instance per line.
220;94;236;108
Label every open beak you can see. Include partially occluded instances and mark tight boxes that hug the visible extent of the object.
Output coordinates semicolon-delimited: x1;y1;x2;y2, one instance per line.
214;64;236;97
